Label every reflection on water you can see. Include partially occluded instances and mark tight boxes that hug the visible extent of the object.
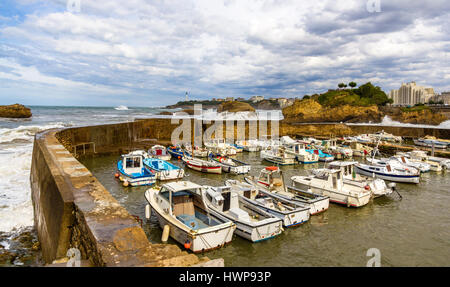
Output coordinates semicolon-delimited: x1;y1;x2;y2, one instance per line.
82;153;450;267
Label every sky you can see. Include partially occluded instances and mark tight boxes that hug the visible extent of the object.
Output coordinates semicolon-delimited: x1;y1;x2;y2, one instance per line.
0;0;449;107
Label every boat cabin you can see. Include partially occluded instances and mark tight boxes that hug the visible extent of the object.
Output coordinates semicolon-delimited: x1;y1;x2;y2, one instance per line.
257;166;283;189
204;186;250;221
328;161;359;177
121;153;145;176
312;169;344;190
285;142;307;153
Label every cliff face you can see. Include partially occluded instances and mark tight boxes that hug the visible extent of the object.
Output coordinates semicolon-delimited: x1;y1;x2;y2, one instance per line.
386;108;447;125
282;99;383;123
283;99;448;126
0;104;32;118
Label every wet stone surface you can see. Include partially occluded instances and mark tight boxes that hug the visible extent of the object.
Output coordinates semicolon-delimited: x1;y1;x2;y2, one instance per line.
0;227;43;267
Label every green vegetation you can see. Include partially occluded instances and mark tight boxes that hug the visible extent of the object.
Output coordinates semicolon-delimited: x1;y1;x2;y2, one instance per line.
317;82;391;107
400;103;430;113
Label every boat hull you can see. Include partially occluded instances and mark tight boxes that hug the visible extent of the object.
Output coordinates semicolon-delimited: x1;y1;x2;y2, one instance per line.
291;180;371;208
355;165;420;184
149;203;234;253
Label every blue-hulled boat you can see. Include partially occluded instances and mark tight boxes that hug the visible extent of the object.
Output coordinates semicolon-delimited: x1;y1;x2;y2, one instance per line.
143;157;185;181
116;151;156;187
167;146;186;159
306;149;334;162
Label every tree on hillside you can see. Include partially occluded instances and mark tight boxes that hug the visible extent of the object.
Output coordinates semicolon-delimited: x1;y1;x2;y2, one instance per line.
349;82;357;88
338;83;346;89
303;95;310;100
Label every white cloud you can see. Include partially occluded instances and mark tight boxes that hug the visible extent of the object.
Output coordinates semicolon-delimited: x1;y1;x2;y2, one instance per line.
0;0;449;106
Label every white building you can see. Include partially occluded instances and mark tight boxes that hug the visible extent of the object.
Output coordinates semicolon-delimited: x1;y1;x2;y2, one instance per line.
388;82;436;106
249;96;264;103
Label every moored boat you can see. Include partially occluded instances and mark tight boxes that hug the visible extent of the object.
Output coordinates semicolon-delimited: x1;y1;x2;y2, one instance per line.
354;161;420;184
325;161;395;198
149;145;171;161
284;142;319;164
225;179;310;227
143;157;185;180
144;181;236;253
260;146;296;165
235;139;260;152
208;153;251;174
305;149;334;162
202;185;283;242
116;151;156;186
167;146;185;159
182;155;222;174
204;138;237;156
245;167;329;215
291;168;372;207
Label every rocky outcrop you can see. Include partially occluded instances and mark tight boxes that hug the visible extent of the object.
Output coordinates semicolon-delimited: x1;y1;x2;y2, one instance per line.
0;104;32;118
282;99;448;126
282;99;383;123
217;101;255;113
386;108;447;125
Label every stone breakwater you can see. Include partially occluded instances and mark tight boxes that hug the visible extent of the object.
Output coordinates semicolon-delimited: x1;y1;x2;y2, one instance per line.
31;127;215;266
30;118;450;267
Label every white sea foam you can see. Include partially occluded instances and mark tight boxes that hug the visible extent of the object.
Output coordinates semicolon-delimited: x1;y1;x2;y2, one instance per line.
0;123;68;232
114;105;129;111
347;116;450;129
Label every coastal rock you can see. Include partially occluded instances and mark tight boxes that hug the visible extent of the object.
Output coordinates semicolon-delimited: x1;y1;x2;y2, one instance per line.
282;99;382;123
217;101;255;113
388;109;447;125
0;104;32;118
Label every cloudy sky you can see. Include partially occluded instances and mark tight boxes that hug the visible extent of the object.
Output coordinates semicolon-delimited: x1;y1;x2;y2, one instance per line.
0;0;449;106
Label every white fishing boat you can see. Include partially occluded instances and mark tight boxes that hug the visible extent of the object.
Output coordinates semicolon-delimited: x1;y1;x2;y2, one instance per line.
116;150;156;187
182;155;222;174
321;139;353;159
398;150;443;172
354;161;420;184
235;139;260;152
245;167;329;215
260;146;296;165
325;161;395;198
143;157;185;181
255;136;282;150
284;142;319;164
208;153;251;174
370;131;402;143
204;138;237;156
202;185;283;242
183;143;209;158
347;142;373;157
225;179;310;227
413;138;448;149
149;145;171;161
388;155;431;173
367;157;424;174
355;138;421;183
355;134;373;144
291;168;372;207
144;181;236;253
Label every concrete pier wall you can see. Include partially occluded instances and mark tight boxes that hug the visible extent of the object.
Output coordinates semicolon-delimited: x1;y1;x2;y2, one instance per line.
30;117;449;266
31;127;210;266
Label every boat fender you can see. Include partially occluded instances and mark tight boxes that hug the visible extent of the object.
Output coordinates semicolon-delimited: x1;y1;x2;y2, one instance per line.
145;204;151;219
184;240;191;250
114;172;120;178
162;225;170;243
364;185;370;191
123;180;129;187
